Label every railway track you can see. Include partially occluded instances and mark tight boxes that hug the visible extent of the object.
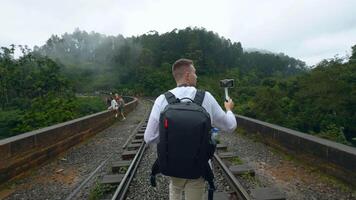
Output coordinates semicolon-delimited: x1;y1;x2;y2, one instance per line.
105;121;254;200
110;120;148;200
61;99;285;200
106;133;284;200
61;100;151;200
4;99;353;200
212;152;251;200
103;113;270;200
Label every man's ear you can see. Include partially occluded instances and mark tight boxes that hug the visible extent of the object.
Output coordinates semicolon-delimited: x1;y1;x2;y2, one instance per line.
184;70;190;81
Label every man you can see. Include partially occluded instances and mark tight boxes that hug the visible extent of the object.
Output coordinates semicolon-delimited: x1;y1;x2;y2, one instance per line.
115;93;126;120
144;58;237;200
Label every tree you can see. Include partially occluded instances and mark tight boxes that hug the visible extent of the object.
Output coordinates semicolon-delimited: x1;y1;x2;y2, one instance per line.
350;44;356;63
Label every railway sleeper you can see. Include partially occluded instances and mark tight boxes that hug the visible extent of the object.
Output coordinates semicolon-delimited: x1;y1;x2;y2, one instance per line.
121;150;138;160
218;152;235;159
112;160;131;173
229;164;255;176
204;192;234;200
251;187;286;200
131;139;143;144
100;174;125;185
216;144;228;151
127;143;141;151
135;133;144;139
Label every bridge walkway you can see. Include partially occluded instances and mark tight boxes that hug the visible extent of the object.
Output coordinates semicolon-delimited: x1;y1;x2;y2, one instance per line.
1;99;355;199
219;130;355;199
1;100;151;200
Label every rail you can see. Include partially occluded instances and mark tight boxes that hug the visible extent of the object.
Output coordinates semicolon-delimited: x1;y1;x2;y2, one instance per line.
213;153;251;200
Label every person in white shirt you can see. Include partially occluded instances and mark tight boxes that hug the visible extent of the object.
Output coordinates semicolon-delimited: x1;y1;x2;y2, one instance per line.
107;97;119;118
144;58;237;200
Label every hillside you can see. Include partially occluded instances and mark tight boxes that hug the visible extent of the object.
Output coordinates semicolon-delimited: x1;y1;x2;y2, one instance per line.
1;27;354;146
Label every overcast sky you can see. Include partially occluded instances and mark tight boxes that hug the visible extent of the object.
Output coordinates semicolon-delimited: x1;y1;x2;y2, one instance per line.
1;0;355;65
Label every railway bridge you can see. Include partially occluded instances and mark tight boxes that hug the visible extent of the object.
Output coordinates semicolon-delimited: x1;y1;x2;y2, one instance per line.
0;98;355;199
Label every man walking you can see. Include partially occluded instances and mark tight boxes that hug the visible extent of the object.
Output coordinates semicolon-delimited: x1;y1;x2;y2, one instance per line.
144;58;237;200
115;93;126;120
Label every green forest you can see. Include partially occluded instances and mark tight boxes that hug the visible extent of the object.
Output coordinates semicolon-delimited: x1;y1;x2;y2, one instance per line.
1;27;355;147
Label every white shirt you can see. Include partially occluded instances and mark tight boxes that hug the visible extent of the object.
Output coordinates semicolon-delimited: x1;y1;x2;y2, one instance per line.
108;99;118;110
144;86;237;144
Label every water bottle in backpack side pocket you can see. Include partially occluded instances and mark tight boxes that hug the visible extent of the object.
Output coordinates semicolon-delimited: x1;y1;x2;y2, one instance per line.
211;127;219;145
208;128;219;170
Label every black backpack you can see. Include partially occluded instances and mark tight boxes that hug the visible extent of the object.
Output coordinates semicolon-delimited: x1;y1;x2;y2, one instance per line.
150;90;216;199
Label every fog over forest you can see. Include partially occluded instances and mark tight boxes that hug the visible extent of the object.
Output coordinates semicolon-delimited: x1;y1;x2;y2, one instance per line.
1;27;355;148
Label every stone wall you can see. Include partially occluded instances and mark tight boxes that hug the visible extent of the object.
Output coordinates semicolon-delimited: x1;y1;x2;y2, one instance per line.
236;115;356;186
0;97;138;184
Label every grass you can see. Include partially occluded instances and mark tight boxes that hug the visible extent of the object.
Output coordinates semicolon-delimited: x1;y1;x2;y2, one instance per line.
236;127;248;136
89;182;116;200
118;166;128;174
231;157;244;165
213;136;221;144
241;172;263;187
317;172;354;193
236;127;262;143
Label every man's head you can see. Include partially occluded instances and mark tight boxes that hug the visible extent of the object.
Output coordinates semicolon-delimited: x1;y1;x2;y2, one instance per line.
172;58;197;87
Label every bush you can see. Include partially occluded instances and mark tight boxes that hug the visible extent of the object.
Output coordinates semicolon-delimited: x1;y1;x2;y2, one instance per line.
12;94;79;133
0;110;23;139
0;95;106;139
75;96;106;115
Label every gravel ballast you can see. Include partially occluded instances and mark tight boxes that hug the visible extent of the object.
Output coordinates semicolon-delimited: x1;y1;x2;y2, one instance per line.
3;100;355;200
2;100;151;200
218;128;356;200
125;136;238;199
125;128;356;200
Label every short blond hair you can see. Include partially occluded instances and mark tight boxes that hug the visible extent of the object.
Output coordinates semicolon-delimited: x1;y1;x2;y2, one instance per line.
172;58;193;81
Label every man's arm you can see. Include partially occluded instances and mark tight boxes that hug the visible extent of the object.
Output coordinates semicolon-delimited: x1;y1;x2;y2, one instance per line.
144;96;163;144
108;100;115;110
205;92;237;133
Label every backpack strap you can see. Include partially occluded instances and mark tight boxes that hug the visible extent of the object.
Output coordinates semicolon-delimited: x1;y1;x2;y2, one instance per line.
164;92;179;104
150;159;160;187
203;162;216;200
194;90;205;106
202;162;215;200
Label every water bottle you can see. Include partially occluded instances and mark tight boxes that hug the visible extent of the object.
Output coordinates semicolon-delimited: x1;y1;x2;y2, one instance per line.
211;127;219;145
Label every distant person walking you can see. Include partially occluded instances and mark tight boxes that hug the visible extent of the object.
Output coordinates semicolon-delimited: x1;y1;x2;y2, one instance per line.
115;93;126;120
107;96;119;118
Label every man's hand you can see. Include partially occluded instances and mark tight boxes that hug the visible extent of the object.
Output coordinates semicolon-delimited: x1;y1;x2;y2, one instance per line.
224;98;234;111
